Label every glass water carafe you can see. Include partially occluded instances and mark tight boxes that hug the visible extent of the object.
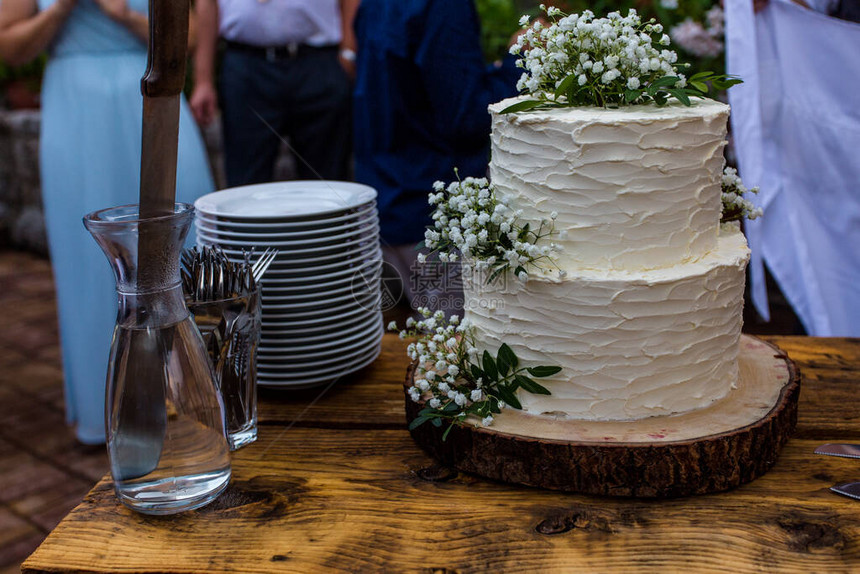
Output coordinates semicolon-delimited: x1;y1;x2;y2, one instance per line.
84;203;231;514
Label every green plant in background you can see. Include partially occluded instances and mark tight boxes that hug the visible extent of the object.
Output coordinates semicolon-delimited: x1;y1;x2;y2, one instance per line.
475;0;522;63
0;54;47;109
0;53;46;89
477;0;726;77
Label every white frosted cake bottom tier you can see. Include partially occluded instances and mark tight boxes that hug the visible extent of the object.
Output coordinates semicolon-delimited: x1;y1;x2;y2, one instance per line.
462;226;751;421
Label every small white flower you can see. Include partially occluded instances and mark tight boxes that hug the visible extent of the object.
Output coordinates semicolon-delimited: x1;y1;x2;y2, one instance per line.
429;398;441;409
470;389;483;402
627;77;640;90
437;382;450;393
518;271;528;282
481;415;494;427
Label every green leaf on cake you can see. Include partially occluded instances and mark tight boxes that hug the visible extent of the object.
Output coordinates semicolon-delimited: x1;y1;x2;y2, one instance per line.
497;385;522;410
408;417;426;430
647;76;680;96
690;81;709;94
499;99;546;114
554;74;578;100
482;350;498;381
498;343;518;372
487;266;507;285
471;364;484;382
667;89;691;106
624;89;642;103
515;374;551;395
527;365;562;378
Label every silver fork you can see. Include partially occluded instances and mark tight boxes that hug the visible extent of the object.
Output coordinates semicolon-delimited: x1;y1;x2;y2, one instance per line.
251;248;278;283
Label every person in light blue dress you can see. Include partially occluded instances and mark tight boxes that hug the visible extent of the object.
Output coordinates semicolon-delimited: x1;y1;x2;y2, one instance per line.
0;0;215;443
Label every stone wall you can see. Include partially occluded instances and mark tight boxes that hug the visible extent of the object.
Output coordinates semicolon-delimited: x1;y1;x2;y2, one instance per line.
0;110;46;254
0;109;295;256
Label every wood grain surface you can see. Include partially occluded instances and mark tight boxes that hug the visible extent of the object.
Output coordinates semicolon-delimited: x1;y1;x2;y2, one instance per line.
22;335;860;573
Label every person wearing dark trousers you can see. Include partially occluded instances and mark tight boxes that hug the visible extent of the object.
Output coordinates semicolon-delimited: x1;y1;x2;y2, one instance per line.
191;0;359;187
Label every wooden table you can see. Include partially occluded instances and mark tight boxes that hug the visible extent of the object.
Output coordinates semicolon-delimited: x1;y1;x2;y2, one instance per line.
23;335;860;573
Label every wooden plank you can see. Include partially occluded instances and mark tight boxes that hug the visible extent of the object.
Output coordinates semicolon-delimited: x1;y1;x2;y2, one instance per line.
257;335;860;440
256;334;410;427
765;337;860;439
22;430;860;574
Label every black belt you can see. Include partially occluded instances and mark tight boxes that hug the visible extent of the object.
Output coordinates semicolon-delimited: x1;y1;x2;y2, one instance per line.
224;40;337;62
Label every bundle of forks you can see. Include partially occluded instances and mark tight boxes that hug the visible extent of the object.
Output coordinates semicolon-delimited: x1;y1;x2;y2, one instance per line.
180;246;277;302
180;246;276;446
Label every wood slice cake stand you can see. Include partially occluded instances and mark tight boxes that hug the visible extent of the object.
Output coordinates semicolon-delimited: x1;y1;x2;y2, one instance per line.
404;335;800;498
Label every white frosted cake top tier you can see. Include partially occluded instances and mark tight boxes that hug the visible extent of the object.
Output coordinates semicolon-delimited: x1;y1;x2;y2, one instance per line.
488;97;730;272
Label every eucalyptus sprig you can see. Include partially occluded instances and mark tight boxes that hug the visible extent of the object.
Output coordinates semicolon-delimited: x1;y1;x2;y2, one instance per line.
420;174;559;284
391;309;561;440
503;7;741;112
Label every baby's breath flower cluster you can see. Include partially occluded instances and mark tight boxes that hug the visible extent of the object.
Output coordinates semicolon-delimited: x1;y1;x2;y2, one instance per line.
423;175;558;284
390;308;560;440
505;6;740;112
721;167;762;223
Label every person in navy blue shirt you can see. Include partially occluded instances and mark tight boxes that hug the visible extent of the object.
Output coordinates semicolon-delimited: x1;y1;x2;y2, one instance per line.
353;0;521;309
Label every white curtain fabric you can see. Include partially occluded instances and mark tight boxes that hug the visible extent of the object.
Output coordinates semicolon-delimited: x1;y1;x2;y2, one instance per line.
725;0;860;336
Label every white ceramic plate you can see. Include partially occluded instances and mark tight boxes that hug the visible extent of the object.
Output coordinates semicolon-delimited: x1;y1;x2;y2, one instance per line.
263;280;379;305
262;290;381;318
261;299;374;325
257;344;381;388
196;221;379;248
263;251;381;277
257;340;381;372
203;234;378;257
258;316;382;356
261;260;378;287
257;259;382;287
260;287;378;311
261;311;374;340
212;243;377;270
195;212;378;240
264;245;382;285
195;202;376;231
257;329;382;366
194;181;377;219
261;281;362;302
260;315;380;350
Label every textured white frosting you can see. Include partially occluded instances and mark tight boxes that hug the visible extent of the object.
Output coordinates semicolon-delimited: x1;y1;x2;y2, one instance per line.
464;225;750;421
489;97;730;271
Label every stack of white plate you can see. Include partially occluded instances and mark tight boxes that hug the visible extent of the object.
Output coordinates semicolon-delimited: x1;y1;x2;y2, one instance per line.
193;181;383;389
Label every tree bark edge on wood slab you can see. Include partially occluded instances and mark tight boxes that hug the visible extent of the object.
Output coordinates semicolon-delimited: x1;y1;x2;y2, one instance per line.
404;337;800;498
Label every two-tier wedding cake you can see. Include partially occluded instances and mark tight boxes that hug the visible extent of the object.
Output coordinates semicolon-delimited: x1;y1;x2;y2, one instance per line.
461;97;750;421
